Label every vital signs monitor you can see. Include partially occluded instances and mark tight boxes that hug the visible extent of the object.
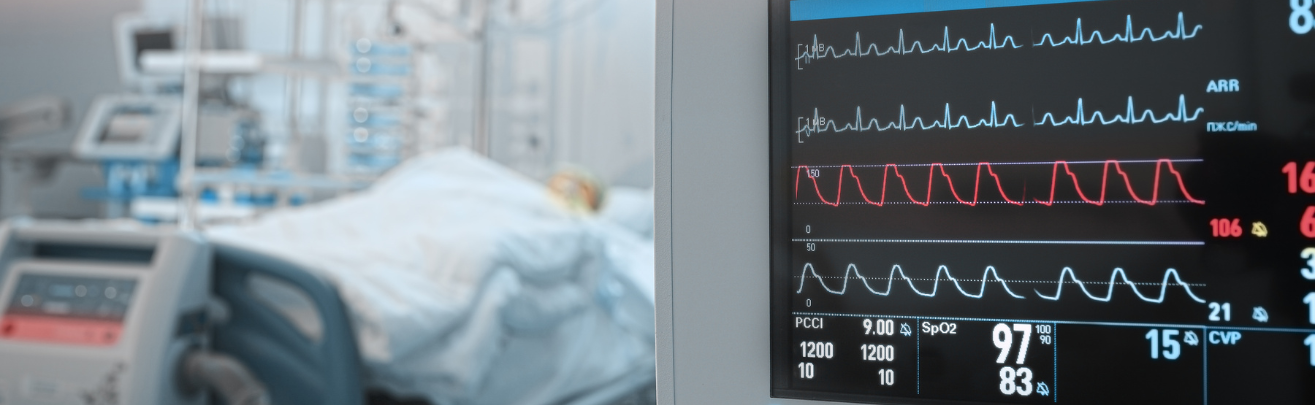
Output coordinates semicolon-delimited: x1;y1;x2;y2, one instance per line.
655;0;1315;404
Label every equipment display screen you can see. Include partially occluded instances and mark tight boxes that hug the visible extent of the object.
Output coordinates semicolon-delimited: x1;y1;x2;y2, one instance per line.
0;274;137;346
768;0;1315;403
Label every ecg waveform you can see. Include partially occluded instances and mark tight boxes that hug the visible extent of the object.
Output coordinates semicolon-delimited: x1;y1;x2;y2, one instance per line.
795;24;1021;68
1035;12;1203;47
794;13;1202;68
795;95;1204;139
796;263;1207;304
1034;95;1204;126
796;103;1023;138
793;159;1205;207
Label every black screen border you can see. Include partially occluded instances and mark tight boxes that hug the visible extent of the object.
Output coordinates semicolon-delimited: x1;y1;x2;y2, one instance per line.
768;0;795;398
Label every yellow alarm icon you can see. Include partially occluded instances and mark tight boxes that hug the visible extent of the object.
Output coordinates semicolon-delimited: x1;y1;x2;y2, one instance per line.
1251;221;1269;238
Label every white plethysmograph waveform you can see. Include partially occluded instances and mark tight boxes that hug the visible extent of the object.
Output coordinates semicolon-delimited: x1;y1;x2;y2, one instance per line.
794;13;1202;68
795;95;1203;138
796;263;1206;304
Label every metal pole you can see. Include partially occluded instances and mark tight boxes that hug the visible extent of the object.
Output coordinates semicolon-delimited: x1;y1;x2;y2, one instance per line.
473;3;492;156
317;0;334;158
284;0;307;177
178;0;206;230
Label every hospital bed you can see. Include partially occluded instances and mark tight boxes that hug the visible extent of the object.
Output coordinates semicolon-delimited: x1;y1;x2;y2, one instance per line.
0;150;655;405
2;9;655;401
7;81;656;404
203;148;658;405
209;204;658;405
210;243;364;405
0;222;652;405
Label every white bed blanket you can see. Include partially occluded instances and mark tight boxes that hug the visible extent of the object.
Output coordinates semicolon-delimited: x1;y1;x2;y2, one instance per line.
207;149;655;405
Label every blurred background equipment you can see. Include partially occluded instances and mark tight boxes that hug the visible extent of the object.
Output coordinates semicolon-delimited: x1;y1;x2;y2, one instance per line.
0;220;260;405
0;96;75;220
0;96;71;143
1;0;654;224
0;0;655;403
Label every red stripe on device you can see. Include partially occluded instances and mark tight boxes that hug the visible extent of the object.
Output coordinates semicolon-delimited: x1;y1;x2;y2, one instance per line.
0;315;123;346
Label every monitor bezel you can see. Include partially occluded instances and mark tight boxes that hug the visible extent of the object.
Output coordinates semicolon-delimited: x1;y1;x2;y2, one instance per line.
768;0;795;398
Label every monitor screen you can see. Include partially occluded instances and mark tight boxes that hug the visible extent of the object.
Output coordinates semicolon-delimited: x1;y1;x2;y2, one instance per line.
132;30;174;71
769;0;1315;403
101;110;155;145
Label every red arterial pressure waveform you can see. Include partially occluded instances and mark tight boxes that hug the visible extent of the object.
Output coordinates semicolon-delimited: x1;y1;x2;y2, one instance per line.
794;159;1205;207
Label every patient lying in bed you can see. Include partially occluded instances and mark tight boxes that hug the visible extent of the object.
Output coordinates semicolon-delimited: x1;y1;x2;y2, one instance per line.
208;149;655;405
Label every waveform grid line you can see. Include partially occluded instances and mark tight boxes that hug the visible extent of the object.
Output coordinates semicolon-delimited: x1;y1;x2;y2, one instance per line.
794;24;1022;68
792;159;1205;207
796;199;1203;206
1034;12;1203;47
796;263;1207;304
793;158;1204;169
791;238;1206;246
1034;95;1204;127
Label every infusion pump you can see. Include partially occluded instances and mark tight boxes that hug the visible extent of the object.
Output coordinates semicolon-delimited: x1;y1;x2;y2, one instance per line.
0;220;209;405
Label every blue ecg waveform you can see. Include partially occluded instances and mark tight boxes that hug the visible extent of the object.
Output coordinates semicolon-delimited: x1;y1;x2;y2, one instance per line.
794;13;1202;68
1035;12;1203;47
1034;95;1204;126
795;24;1021;68
796;103;1024;138
796;263;1206;304
795;95;1204;139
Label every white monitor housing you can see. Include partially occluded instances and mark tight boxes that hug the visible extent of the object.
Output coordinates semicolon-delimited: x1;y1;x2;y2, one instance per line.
654;0;779;403
113;13;183;92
